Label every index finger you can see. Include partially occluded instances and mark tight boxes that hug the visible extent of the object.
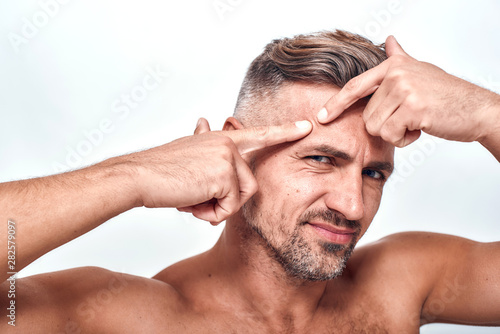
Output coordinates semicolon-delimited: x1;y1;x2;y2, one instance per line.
317;60;390;124
221;120;313;155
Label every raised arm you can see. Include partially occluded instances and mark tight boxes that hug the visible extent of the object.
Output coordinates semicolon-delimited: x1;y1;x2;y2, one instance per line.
0;119;312;282
0;160;138;282
317;36;500;161
318;36;500;325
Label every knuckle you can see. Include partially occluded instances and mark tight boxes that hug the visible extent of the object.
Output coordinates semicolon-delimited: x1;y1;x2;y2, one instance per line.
405;94;423;112
218;147;233;161
218;135;235;147
387;67;406;82
344;77;362;95
389;54;408;65
399;81;413;96
380;126;394;141
253;126;270;140
218;160;235;176
365;120;379;136
215;139;236;160
380;126;403;147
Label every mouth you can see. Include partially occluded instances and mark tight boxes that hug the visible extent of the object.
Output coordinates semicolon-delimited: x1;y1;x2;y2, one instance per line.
306;221;356;245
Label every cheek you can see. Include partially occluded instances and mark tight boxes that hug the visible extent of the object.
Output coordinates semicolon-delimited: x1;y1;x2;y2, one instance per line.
363;186;383;215
257;158;323;200
253;165;320;223
359;187;383;234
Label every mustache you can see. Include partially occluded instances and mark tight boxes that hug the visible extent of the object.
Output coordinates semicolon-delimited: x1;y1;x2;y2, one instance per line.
298;209;361;231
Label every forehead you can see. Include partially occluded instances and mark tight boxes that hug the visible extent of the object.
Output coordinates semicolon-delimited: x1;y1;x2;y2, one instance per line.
273;82;394;161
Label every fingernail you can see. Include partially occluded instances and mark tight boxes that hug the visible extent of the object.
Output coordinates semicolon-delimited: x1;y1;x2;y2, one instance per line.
295;120;312;130
196;118;202;128
317;108;328;122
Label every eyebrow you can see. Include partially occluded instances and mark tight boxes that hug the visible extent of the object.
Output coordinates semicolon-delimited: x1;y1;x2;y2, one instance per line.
313;145;394;174
366;161;394;174
314;145;353;161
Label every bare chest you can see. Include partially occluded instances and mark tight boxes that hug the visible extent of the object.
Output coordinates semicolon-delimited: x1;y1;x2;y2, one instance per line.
148;304;420;334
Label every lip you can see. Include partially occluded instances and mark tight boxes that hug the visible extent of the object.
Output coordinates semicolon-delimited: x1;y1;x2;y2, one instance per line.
307;221;356;244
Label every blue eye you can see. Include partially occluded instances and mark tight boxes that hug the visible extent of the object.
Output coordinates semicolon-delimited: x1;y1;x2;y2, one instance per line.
308;155;332;164
362;169;384;180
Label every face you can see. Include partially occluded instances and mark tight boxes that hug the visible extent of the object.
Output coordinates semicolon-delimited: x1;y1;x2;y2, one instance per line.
240;82;394;281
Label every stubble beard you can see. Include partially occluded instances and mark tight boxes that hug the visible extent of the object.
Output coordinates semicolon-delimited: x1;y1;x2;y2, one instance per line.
241;199;360;282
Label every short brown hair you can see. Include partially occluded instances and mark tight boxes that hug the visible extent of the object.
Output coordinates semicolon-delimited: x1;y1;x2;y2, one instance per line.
234;30;386;125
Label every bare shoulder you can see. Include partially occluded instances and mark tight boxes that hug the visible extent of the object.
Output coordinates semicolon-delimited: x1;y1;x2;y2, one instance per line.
0;266;185;333
350;231;476;270
153;251;214;302
343;232;477;318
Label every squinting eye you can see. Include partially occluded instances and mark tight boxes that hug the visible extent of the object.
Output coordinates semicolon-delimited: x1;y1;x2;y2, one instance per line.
362;169;384;180
307;155;332;164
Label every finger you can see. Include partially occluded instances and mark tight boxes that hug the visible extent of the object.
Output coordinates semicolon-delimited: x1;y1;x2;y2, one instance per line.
317;61;391;124
221;120;313;155
179;200;220;224
189;202;222;226
232;151;258;207
379;106;422;147
210;153;257;222
188;152;257;224
363;79;403;137
193;160;241;223
385;35;410;58
194;118;211;135
177;207;193;213
402;130;422;147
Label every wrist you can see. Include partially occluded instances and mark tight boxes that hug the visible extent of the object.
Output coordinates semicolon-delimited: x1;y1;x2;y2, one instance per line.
477;91;500;160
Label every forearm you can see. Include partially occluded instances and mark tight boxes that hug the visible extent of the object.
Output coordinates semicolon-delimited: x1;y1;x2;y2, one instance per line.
0;158;140;281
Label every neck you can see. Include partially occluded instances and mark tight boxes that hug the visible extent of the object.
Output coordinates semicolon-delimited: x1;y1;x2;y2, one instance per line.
206;214;333;327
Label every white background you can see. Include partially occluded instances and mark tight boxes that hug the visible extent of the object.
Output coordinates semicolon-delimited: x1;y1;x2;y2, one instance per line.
1;0;499;332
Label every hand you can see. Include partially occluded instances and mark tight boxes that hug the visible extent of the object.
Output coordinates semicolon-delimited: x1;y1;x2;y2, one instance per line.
122;118;312;224
317;36;500;148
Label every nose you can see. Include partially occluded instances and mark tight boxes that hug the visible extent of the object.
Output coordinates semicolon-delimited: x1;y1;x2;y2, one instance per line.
323;171;365;221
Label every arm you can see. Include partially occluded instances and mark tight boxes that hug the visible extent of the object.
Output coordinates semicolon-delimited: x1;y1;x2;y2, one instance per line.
420;235;500;325
318;36;500;161
352;232;500;326
374;232;500;325
0;119;312;282
0;161;138;282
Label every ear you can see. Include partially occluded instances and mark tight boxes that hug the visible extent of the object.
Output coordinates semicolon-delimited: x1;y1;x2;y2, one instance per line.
223;117;245;131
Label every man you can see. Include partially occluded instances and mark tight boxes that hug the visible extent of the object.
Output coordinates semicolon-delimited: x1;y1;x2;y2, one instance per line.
1;30;499;332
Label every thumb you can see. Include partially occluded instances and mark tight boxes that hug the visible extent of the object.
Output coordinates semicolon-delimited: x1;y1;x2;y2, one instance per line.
385;35;409;58
194;117;211;135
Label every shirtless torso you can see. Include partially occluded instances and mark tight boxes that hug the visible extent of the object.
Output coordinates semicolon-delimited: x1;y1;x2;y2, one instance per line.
6;231;488;333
